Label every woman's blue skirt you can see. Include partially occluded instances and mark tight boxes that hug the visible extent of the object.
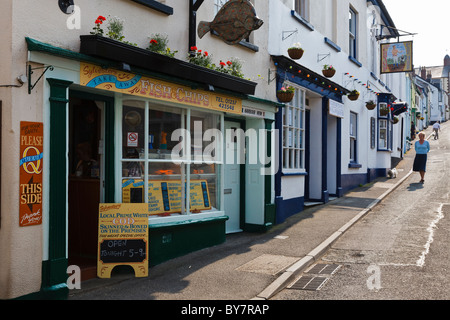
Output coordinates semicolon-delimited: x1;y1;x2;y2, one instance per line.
413;154;427;172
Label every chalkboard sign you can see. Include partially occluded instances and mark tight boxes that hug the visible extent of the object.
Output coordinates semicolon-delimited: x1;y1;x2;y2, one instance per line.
99;239;147;263
97;204;149;278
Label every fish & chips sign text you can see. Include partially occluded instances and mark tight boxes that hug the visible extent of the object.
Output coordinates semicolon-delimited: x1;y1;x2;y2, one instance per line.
80;63;242;114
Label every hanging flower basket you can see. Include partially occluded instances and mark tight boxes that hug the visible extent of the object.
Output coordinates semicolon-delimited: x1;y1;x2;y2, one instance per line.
322;65;335;78
277;91;294;103
380;107;389;116
393;117;399;124
288;48;304;60
347;90;359;101
365;101;376;110
277;85;295;103
322;69;336;78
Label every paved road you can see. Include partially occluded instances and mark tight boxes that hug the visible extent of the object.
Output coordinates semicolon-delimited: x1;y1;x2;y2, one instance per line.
273;122;450;300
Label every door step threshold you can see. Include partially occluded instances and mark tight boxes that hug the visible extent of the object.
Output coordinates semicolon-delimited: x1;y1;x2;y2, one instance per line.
304;201;324;207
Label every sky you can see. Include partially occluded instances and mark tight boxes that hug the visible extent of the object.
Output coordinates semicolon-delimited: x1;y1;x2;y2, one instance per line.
382;0;450;67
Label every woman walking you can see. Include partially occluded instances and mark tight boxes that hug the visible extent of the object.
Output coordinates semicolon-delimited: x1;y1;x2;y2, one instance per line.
413;132;430;183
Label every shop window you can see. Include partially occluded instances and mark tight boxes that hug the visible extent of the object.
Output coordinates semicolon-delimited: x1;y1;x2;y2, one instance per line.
121;99;222;216
377;102;392;151
282;86;305;172
378;119;388;149
349;112;357;163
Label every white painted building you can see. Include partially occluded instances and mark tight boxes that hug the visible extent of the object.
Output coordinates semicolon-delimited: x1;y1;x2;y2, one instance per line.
268;0;408;222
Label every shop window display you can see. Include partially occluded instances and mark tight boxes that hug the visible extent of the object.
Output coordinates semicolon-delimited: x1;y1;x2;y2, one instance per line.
121;99;222;216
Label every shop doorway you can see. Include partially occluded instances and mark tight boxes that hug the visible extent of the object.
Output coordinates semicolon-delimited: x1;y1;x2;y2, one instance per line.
68;95;105;280
224;120;242;233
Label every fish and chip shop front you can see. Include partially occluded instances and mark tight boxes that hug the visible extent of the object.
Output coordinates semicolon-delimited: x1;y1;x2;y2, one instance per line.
26;38;277;296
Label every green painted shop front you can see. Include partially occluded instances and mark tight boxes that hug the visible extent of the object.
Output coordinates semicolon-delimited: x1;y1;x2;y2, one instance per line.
27;38;277;299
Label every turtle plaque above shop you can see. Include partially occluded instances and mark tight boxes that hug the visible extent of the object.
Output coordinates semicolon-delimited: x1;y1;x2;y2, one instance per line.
197;0;263;45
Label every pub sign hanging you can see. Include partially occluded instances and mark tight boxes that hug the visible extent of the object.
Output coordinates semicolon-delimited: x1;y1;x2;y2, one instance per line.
380;41;413;74
19;122;43;226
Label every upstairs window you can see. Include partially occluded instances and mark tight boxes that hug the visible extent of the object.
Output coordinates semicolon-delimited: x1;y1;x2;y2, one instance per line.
295;0;309;21
349;8;357;59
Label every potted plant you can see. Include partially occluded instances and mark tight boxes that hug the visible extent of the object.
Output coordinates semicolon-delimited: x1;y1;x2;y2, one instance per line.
365;100;376;110
322;64;336;78
393;116;399;124
380;105;389;116
276;85;295;103
147;33;178;58
347;90;360;101
288;42;304;60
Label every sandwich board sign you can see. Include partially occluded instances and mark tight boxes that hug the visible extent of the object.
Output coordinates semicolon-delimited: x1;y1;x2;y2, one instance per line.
97;203;149;278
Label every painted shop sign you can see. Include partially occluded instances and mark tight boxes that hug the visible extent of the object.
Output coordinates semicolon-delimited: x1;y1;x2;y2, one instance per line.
98;203;149;278
328;99;345;118
80;62;242;115
122;179;211;214
242;107;266;118
19;122;43;227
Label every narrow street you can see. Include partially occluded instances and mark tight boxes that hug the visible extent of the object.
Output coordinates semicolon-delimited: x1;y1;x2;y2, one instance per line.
273;122;450;300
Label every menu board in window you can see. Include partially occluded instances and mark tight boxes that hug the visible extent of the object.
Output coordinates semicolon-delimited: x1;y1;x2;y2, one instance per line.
122;179;211;214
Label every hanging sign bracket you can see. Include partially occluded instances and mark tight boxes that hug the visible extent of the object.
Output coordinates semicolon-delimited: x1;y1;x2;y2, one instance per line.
28;64;54;94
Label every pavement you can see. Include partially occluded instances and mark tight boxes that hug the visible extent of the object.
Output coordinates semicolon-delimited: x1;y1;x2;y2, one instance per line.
69;125;434;301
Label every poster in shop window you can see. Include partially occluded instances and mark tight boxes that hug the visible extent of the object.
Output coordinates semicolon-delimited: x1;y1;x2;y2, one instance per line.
19;122;43;227
122;179;211;214
97;203;149;278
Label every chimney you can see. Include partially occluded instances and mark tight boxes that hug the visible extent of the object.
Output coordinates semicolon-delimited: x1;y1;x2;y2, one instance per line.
427;71;432;82
421;67;427;79
444;54;450;66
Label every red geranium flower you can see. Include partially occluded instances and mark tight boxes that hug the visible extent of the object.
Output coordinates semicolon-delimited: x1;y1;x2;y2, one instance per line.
204;51;208;56
150;39;158;44
220;61;226;66
190;46;198;51
227;61;232;66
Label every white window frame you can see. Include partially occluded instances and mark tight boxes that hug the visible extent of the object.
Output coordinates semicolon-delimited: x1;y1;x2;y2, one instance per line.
350;112;357;162
349;7;357;59
117;95;225;220
282;85;306;173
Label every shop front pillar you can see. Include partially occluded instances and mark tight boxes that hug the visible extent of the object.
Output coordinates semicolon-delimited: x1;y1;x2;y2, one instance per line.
41;78;72;299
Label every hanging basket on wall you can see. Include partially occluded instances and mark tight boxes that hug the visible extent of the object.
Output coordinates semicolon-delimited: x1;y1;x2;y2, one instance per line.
322;68;336;78
287;48;304;60
276;91;294;103
365;101;376;110
380;108;389;116
393;117;399;124
347;91;360;101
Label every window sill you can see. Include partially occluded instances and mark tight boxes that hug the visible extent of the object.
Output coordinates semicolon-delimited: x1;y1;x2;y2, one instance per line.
281;170;308;176
348;162;362;168
324;37;341;52
131;0;173;15
348;56;362;67
291;10;314;31
148;210;226;227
